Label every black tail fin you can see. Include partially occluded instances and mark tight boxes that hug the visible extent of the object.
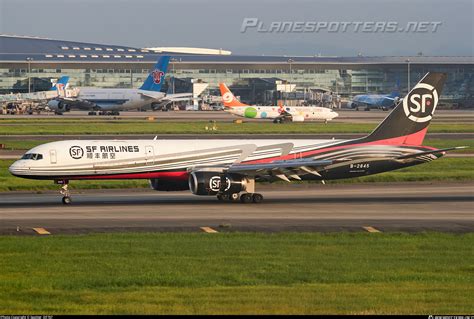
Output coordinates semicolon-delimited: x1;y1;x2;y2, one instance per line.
363;72;447;145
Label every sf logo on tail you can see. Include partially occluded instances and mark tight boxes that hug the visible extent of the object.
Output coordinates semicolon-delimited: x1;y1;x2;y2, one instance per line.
152;69;165;84
403;83;438;123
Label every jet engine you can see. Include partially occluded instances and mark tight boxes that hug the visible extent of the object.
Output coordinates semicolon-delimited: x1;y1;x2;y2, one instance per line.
188;171;248;196
47;99;70;113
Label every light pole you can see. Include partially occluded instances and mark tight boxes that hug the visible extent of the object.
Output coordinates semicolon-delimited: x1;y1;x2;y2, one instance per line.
405;58;411;92
287;58;294;84
170;58;179;110
170;57;178;94
287;58;294;104
26;57;33;93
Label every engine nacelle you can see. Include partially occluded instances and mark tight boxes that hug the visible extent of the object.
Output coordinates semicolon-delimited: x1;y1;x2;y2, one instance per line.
149;178;189;191
47;99;70;112
188;171;248;196
291;115;305;122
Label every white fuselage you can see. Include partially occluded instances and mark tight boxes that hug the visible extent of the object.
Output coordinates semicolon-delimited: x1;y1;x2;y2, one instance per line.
226;105;338;121
75;88;165;111
8;139;343;179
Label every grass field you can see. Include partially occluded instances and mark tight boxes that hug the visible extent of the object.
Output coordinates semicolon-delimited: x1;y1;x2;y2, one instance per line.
0;232;472;314
0;120;473;135
0;157;472;191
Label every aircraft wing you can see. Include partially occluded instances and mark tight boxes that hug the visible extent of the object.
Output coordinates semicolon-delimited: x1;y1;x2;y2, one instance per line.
138;91;166;99
161;93;193;102
226;159;333;181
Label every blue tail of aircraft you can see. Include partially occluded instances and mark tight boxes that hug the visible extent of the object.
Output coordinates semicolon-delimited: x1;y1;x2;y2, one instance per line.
388;78;400;98
140;56;170;92
50;76;69;91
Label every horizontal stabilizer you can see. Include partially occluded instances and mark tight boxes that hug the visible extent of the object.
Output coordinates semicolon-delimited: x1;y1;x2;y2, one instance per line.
396;146;468;160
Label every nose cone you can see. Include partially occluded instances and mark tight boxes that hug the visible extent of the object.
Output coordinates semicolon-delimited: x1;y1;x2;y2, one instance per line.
330;111;339;119
8;160;25;177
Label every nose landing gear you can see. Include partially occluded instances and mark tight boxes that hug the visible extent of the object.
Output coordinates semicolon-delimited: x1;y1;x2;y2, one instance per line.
57;180;72;205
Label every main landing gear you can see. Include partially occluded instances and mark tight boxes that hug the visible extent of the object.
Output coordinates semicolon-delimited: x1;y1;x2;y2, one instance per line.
216;177;264;204
216;192;264;203
57;180;72;205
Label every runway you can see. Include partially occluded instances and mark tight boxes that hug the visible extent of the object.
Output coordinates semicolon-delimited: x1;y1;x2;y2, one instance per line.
0;183;472;235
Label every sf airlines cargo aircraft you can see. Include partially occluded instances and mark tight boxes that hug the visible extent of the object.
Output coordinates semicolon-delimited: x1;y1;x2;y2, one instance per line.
10;73;464;205
219;83;339;123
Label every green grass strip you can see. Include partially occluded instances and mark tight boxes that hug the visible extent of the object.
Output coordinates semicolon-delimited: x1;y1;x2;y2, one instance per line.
0;232;472;314
0;122;473;135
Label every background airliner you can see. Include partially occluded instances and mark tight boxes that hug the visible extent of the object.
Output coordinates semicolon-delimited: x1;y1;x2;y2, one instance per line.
0;75;70;104
10;73;463;205
219;83;339;123
350;81;401;111
47;56;191;115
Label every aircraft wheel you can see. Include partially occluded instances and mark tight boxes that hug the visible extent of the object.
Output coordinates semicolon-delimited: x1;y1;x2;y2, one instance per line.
240;193;253;203
62;196;72;205
252;193;264;203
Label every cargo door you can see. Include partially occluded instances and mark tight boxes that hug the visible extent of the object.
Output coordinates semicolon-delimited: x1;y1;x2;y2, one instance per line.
49;149;57;164
145;145;154;165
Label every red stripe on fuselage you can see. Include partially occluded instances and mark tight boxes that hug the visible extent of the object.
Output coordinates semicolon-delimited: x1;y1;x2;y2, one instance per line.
243;129;435;164
70;171;189;180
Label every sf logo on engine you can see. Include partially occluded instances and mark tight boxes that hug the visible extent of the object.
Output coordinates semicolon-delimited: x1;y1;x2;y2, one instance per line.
403;83;438;123
69;146;84;159
209;176;230;192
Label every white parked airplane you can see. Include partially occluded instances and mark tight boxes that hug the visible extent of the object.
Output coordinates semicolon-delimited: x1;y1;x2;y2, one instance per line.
9;73;463;205
47;56;191;115
219;83;338;123
0;76;71;106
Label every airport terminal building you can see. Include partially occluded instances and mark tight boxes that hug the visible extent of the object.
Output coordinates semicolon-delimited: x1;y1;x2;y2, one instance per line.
1;35;473;107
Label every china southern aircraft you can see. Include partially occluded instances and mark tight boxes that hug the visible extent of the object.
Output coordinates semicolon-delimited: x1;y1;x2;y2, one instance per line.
219;83;338;123
47;56;191;115
10;73;464;205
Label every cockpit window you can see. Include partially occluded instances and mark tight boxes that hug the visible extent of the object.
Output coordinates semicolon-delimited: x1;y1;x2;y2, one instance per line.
21;153;43;160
